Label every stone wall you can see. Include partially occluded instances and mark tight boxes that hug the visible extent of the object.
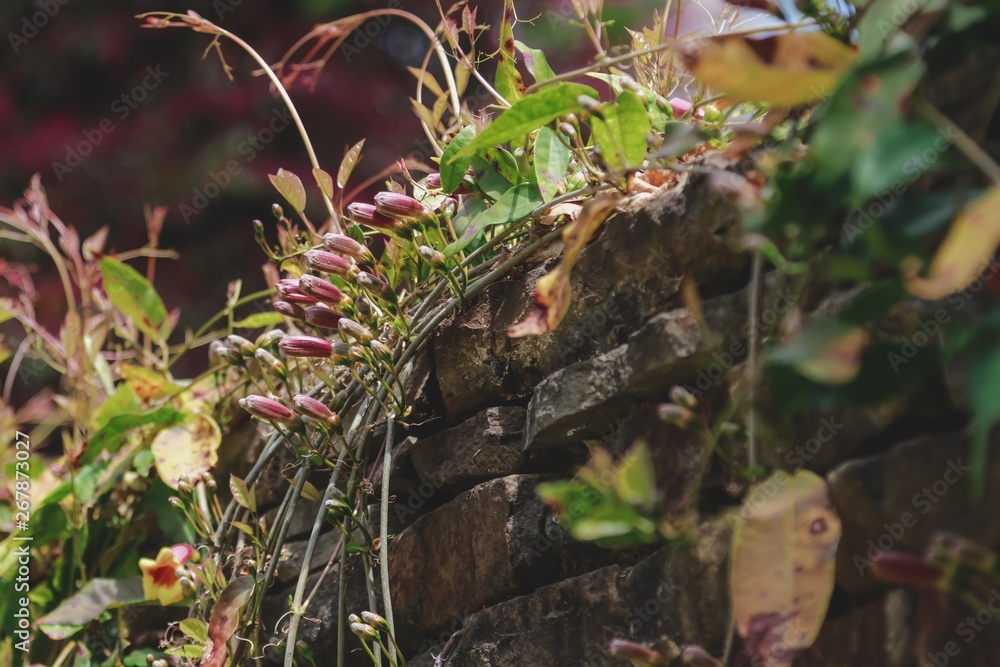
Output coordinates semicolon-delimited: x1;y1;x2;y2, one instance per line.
259;172;1000;666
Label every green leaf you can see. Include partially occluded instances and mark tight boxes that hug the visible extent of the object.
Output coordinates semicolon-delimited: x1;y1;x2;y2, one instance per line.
37;578;145;640
514;40;556;83
534;126;572;201
613;442;657;509
268;168;307;213
230;475;256;513
179;618;209;643
167;645;205;659
471;183;544;227
451;83;600;162
440;125;477;193
233;311;285;329
99;258;170;340
83;406;185;465
589;90;651;170
966;342;1000;497
93;383;141;431
470;155;514;200
336;139;365;189
312;168;334;200
851;123;942;205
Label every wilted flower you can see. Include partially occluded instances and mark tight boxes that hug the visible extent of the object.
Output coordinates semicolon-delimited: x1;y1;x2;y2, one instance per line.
305;304;345;329
374;191;434;226
339;317;374;343
323;233;372;261
305;249;357;277
278;335;334;358
239;395;295;422
299;274;347;304
346;202;397;230
276;278;318;305
139;544;195;606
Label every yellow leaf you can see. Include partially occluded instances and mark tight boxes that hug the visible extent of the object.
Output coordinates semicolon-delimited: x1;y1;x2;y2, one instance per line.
681;32;857;107
120;364;181;403
508;192;621;337
904;186;1000;300
151;414;221;490
731;470;841;667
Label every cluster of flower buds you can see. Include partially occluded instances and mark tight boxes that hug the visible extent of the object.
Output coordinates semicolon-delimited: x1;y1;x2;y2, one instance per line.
210;329;288;369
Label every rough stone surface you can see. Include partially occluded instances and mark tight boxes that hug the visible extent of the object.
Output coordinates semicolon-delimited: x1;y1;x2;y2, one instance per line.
388;474;619;633
827;431;1000;597
433;175;749;421
410;406;526;491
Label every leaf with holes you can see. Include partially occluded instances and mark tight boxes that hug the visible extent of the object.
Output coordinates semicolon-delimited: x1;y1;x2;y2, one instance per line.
151;414;221;490
269;168;307;213
681;32;857;107
731;470;841;667
99;257;170;340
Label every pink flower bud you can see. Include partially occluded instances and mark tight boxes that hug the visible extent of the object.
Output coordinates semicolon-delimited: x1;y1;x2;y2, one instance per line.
323;233;372;261
276;279;318;305
346;202;397;230
668;97;705;119
292;394;336;422
278;335;334;358
680;645;722;666
305;250;356;277
305;304;345;329
299;274;347;304
871;550;947;589
608;638;663;663
374;192;434;225
274;300;305;319
239;395;295;422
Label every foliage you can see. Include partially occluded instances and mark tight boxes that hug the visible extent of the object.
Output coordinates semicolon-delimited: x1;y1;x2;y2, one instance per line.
3;0;1000;665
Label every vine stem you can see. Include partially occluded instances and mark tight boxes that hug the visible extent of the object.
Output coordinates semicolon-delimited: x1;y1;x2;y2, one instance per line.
379;412;399;665
747;252;762;474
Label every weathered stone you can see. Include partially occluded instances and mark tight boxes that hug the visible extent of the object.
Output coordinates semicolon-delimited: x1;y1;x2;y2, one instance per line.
433;175;749;421
388;474;618;633
910;589;1000;667
262;497;325;542
827;431;1000;597
275;530;340;584
409;406;526;491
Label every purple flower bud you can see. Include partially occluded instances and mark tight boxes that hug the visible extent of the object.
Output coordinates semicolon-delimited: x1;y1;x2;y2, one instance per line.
346;202;397;231
667;97;705;119
323;233;372;261
278;335;334;358
239;395;295;422
276;279;318;305
608;638;663;663
374;192;434;226
292;394;335;422
871;551;947;589
299;274;347;305
273;300;305;319
424;173;442;189
356;271;390;296
305;249;356;277
657;403;694;426
338;318;374;343
305;304;345;329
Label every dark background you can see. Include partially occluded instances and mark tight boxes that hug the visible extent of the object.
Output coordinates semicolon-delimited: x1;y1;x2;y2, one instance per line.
0;0;694;386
